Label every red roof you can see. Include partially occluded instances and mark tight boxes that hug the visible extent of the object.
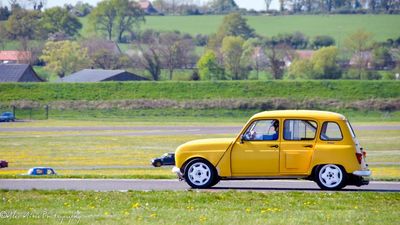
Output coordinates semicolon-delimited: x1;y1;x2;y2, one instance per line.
139;1;150;9
0;51;31;61
296;50;314;60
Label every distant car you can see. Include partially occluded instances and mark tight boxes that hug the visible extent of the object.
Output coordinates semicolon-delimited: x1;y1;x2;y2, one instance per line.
151;153;175;167
0;112;15;122
27;167;57;175
0;160;8;168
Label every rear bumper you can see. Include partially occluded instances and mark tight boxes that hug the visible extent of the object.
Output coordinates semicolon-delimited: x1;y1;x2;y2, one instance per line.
352;170;371;177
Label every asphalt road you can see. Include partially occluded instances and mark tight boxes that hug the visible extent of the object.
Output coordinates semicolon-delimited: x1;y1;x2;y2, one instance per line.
0;124;399;137
0;179;399;192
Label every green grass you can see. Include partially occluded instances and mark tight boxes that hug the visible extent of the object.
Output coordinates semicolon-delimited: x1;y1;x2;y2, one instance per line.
0;190;399;225
142;15;400;43
0;120;398;180
0;80;399;102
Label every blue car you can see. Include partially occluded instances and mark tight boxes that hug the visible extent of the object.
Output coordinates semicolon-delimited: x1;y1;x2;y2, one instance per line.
0;112;15;122
27;167;57;175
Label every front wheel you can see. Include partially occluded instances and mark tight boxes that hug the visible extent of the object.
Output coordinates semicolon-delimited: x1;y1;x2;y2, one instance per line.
315;164;347;190
184;159;216;189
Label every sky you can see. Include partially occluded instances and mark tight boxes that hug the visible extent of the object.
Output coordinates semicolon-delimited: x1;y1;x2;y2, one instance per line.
12;0;280;11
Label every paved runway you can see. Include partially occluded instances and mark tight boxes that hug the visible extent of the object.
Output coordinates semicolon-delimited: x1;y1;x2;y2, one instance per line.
1;179;399;192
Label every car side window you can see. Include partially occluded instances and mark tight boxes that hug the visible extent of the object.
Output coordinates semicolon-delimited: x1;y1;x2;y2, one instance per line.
243;119;279;141
284;119;317;141
320;122;343;141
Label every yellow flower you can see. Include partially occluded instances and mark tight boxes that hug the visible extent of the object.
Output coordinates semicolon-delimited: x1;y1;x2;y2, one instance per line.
150;213;157;218
132;202;140;209
246;208;251;213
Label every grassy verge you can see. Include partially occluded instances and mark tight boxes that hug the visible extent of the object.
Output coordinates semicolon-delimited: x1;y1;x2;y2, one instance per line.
1;81;399;102
0;190;399;225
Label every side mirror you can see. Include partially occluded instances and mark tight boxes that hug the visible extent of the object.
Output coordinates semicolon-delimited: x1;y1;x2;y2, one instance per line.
240;134;247;144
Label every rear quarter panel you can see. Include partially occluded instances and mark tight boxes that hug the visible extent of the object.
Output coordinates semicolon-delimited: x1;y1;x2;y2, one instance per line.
310;120;361;174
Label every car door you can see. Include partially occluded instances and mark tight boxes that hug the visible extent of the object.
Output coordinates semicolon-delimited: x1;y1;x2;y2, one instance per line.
231;119;280;176
279;119;317;175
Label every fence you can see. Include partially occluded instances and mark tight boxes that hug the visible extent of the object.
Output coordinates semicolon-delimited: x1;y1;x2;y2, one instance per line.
0;105;49;120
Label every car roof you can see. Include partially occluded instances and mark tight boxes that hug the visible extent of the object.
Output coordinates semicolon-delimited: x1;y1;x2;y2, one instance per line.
31;167;54;169
251;110;346;121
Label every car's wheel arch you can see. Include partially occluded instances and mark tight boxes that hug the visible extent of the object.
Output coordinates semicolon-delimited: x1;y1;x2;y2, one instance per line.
182;157;216;174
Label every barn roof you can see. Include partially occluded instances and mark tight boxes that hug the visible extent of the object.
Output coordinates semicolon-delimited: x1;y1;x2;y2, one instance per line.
0;51;31;62
59;69;147;82
0;64;43;82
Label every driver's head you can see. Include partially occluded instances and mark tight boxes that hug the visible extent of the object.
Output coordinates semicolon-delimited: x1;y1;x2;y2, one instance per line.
273;120;279;131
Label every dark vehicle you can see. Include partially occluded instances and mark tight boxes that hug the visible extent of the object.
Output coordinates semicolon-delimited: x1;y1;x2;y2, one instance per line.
27;167;57;175
151;153;175;167
0;112;15;122
0;160;8;168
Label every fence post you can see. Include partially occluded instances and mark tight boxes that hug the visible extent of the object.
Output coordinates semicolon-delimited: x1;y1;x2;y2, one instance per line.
45;105;49;120
12;105;16;118
29;108;32;120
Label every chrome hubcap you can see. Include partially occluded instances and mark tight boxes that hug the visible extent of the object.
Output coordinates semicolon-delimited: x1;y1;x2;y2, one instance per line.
319;164;343;188
188;162;211;186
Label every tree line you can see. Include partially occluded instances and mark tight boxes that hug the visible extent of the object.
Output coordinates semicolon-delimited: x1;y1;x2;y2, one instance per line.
0;0;399;80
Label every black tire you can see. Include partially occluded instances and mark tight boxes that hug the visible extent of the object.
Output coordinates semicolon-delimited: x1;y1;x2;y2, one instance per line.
183;158;216;189
315;164;347;190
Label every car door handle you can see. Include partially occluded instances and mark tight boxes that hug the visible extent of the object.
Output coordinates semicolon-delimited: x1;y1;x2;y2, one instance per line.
304;145;313;148
270;145;279;148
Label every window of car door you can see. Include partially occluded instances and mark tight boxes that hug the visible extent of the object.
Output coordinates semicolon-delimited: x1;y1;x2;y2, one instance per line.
243;119;279;141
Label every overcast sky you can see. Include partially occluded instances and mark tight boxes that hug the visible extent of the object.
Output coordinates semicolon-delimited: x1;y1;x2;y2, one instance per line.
2;0;280;11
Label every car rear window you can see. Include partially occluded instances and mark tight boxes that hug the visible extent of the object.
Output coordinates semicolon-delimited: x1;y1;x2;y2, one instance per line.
320;122;343;141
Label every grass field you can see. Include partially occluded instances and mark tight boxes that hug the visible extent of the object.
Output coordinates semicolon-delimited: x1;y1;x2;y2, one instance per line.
0;120;398;180
0;190;399;225
142;15;400;42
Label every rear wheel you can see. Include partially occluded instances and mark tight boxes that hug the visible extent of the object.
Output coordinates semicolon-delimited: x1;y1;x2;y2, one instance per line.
184;159;216;189
315;164;347;190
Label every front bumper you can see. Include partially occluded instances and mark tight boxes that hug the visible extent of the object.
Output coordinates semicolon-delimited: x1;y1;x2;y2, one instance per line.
352;170;371;177
172;166;183;180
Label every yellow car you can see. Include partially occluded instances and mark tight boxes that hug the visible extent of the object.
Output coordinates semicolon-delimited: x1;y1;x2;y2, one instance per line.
172;110;370;190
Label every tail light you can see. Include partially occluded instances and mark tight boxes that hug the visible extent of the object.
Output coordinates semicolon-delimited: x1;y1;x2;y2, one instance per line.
356;153;362;164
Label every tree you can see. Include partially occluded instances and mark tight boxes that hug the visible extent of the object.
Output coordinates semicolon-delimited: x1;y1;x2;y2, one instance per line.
216;13;255;40
372;46;393;69
114;0;145;43
311;35;335;49
71;1;93;17
286;58;312;79
92;49;128;69
5;9;45;50
0;5;11;20
344;29;374;79
221;36;248;80
264;44;292;79
40;41;91;78
287;46;341;79
310;46;341;79
90;0;117;40
241;38;268;79
209;0;238;14
134;36;162;81
90;0;144;42
197;50;225;80
42;7;82;37
158;32;197;80
5;9;44;40
264;0;272;11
